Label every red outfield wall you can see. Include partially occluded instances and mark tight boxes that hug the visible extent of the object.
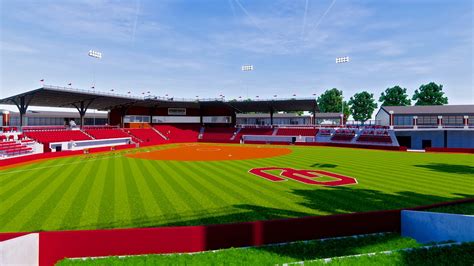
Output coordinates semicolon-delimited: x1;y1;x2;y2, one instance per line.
0;199;472;266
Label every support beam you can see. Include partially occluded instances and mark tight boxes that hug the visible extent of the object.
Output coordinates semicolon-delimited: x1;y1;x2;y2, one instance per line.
389;110;394;129
72;99;94;129
11;95;34;131
312;106;317;125
149;107;156;126
118;106;131;128
270;109;274;126
199;106;203;125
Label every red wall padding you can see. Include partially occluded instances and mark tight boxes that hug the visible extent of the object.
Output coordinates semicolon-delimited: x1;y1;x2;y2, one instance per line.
0;199;471;265
35;209;400;265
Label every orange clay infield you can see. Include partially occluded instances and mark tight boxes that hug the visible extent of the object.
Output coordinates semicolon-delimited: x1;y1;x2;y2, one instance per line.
126;144;292;161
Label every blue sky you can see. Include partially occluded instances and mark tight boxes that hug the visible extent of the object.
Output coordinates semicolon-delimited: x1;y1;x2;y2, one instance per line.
0;0;472;105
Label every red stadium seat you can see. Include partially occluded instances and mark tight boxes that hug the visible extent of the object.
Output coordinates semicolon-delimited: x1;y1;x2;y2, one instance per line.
276;128;318;136
153;124;201;142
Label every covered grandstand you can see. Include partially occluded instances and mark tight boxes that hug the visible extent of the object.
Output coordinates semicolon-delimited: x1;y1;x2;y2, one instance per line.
13;85;474;159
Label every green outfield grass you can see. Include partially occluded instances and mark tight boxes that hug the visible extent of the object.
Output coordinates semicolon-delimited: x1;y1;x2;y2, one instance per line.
1;144;473;233
306;242;474;266
56;233;424;266
426;202;474;215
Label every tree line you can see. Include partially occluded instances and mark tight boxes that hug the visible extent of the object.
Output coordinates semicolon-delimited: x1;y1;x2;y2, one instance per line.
317;82;448;122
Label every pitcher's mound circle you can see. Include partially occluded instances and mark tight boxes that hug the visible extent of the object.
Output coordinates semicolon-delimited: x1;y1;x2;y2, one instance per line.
127;145;291;161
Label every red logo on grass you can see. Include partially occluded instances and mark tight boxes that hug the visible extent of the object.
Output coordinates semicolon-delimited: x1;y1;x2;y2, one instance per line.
249;167;357;186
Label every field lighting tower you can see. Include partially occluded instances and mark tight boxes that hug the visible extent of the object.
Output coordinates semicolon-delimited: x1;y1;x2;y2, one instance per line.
88;49;102;125
88;50;102;89
241;65;254;98
336;56;350;125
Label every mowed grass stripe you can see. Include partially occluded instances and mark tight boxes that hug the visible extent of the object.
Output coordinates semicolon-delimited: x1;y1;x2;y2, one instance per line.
0;158;75;220
123;157;162;219
75;157;110;229
0;157;77;200
190;161;264;205
134;159;179;221
202;161;299;211
57;159;106;230
96;156;117;229
325;160;461;206
121;157;149;225
178;162;244;207
155;161;211;223
0;158;60;186
113;157;132;226
168;161;223;210
15;159;88;232
336;161;461;200
145;161;195;216
4;160;85;232
290;149;464;199
219;159;313;210
237;151;430;213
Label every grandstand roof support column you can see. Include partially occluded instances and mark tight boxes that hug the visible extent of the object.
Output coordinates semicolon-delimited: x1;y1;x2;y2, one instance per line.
389;110;394;129
149;107;155;126
269;108;274;126
312;106;317;125
118;106;130;128
199;107;203;125
72;100;94;129
11;95;33;131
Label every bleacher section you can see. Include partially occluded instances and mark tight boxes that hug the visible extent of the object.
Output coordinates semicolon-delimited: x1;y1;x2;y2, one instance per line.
0;123;400;158
234;127;273;141
0;141;33;158
331;129;356;141
319;129;333;136
201;127;236;142
276;127;319;136
357;129;392;143
125;128;166;144
85;128;131;140
24;130;91;143
153;124;200;142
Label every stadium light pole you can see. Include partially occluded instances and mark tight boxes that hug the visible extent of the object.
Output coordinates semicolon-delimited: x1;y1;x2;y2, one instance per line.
88;50;102;88
241;65;254;98
88;50;102;126
336;56;350;126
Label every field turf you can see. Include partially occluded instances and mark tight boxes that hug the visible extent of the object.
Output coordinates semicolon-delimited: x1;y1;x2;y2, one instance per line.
1;143;473;233
56;233;423;265
426;202;474;215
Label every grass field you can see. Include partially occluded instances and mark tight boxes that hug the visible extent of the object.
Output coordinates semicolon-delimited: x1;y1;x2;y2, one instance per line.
55;233;424;265
1;143;473;233
427;202;474;215
55;233;474;266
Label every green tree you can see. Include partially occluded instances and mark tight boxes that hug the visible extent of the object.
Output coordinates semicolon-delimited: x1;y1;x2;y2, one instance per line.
317;88;350;118
379;86;411;106
412;82;448;105
349;91;378;123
